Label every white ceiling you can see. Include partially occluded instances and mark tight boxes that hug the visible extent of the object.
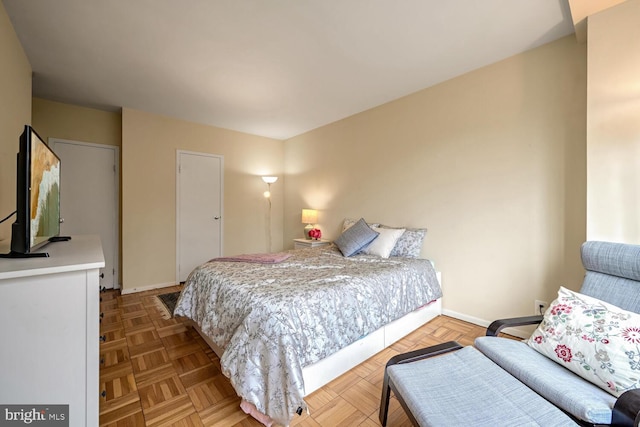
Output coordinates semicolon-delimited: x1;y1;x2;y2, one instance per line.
4;0;574;140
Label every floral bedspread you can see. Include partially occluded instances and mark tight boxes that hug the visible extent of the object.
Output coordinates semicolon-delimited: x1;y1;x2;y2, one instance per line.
173;245;442;426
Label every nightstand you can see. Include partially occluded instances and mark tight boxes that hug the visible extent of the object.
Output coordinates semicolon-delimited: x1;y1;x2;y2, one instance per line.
293;239;331;249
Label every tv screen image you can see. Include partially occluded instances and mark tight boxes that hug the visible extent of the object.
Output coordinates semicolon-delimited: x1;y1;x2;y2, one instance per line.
1;125;63;258
29;132;61;249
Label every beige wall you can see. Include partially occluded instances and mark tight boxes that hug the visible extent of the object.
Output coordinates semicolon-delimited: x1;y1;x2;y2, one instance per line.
32;98;122;147
587;0;640;244
568;0;627;42
0;1;32;242
284;35;587;323
3;0;590;325
122;108;284;292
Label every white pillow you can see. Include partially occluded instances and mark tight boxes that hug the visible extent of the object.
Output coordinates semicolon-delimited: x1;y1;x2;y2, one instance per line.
380;225;427;258
527;286;640;397
362;228;405;258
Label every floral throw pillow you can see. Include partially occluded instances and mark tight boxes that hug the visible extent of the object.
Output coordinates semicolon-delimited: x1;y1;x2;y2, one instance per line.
342;218;379;232
381;226;427;258
526;286;640;397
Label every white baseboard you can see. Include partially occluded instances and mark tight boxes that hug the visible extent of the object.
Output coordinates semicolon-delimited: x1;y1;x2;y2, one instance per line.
120;281;176;295
442;309;490;328
442;309;531;339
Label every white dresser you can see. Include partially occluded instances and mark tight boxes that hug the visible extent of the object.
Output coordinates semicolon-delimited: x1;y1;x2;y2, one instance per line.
0;235;104;427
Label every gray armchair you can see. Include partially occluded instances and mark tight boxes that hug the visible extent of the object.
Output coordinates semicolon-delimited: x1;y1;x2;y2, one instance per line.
475;241;640;426
380;241;640;426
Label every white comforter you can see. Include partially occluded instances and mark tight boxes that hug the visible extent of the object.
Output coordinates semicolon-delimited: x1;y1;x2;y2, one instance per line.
174;246;441;425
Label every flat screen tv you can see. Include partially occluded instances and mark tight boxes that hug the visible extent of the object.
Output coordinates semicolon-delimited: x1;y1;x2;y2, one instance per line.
2;125;62;257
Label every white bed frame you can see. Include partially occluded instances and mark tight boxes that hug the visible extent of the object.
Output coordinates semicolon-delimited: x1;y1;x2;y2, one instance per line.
192;297;442;396
302;297;441;394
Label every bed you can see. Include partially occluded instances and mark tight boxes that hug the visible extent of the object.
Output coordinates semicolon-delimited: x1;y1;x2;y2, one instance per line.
174;242;442;426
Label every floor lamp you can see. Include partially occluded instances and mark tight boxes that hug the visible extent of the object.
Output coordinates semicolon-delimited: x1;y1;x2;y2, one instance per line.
262;176;277;252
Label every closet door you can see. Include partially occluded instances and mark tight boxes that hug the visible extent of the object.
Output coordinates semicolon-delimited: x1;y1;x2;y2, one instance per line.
50;139;119;289
176;150;223;283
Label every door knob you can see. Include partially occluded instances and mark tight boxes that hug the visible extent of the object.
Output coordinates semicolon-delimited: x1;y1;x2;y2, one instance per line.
214;216;221;220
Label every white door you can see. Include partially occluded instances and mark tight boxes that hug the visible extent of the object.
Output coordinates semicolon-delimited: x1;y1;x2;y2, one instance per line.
176;151;223;283
50;139;119;289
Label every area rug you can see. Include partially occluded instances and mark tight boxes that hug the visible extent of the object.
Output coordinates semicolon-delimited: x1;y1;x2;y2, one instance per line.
155;291;181;319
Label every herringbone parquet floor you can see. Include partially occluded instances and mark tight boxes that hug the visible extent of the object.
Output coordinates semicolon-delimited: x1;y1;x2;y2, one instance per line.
99;286;491;426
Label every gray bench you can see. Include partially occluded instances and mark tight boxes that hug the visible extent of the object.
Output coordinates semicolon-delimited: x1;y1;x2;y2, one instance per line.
380;342;577;426
380;241;640;426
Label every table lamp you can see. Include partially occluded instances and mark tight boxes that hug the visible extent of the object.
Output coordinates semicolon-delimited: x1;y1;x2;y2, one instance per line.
301;209;318;240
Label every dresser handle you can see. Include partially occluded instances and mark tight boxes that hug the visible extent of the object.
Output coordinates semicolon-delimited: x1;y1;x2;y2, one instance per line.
99;335;106;342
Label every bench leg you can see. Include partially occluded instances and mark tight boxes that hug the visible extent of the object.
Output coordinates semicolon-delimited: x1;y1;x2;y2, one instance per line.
379;371;392;426
378;341;463;426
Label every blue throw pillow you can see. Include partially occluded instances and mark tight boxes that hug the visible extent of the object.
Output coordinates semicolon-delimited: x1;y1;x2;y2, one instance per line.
334;218;379;257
